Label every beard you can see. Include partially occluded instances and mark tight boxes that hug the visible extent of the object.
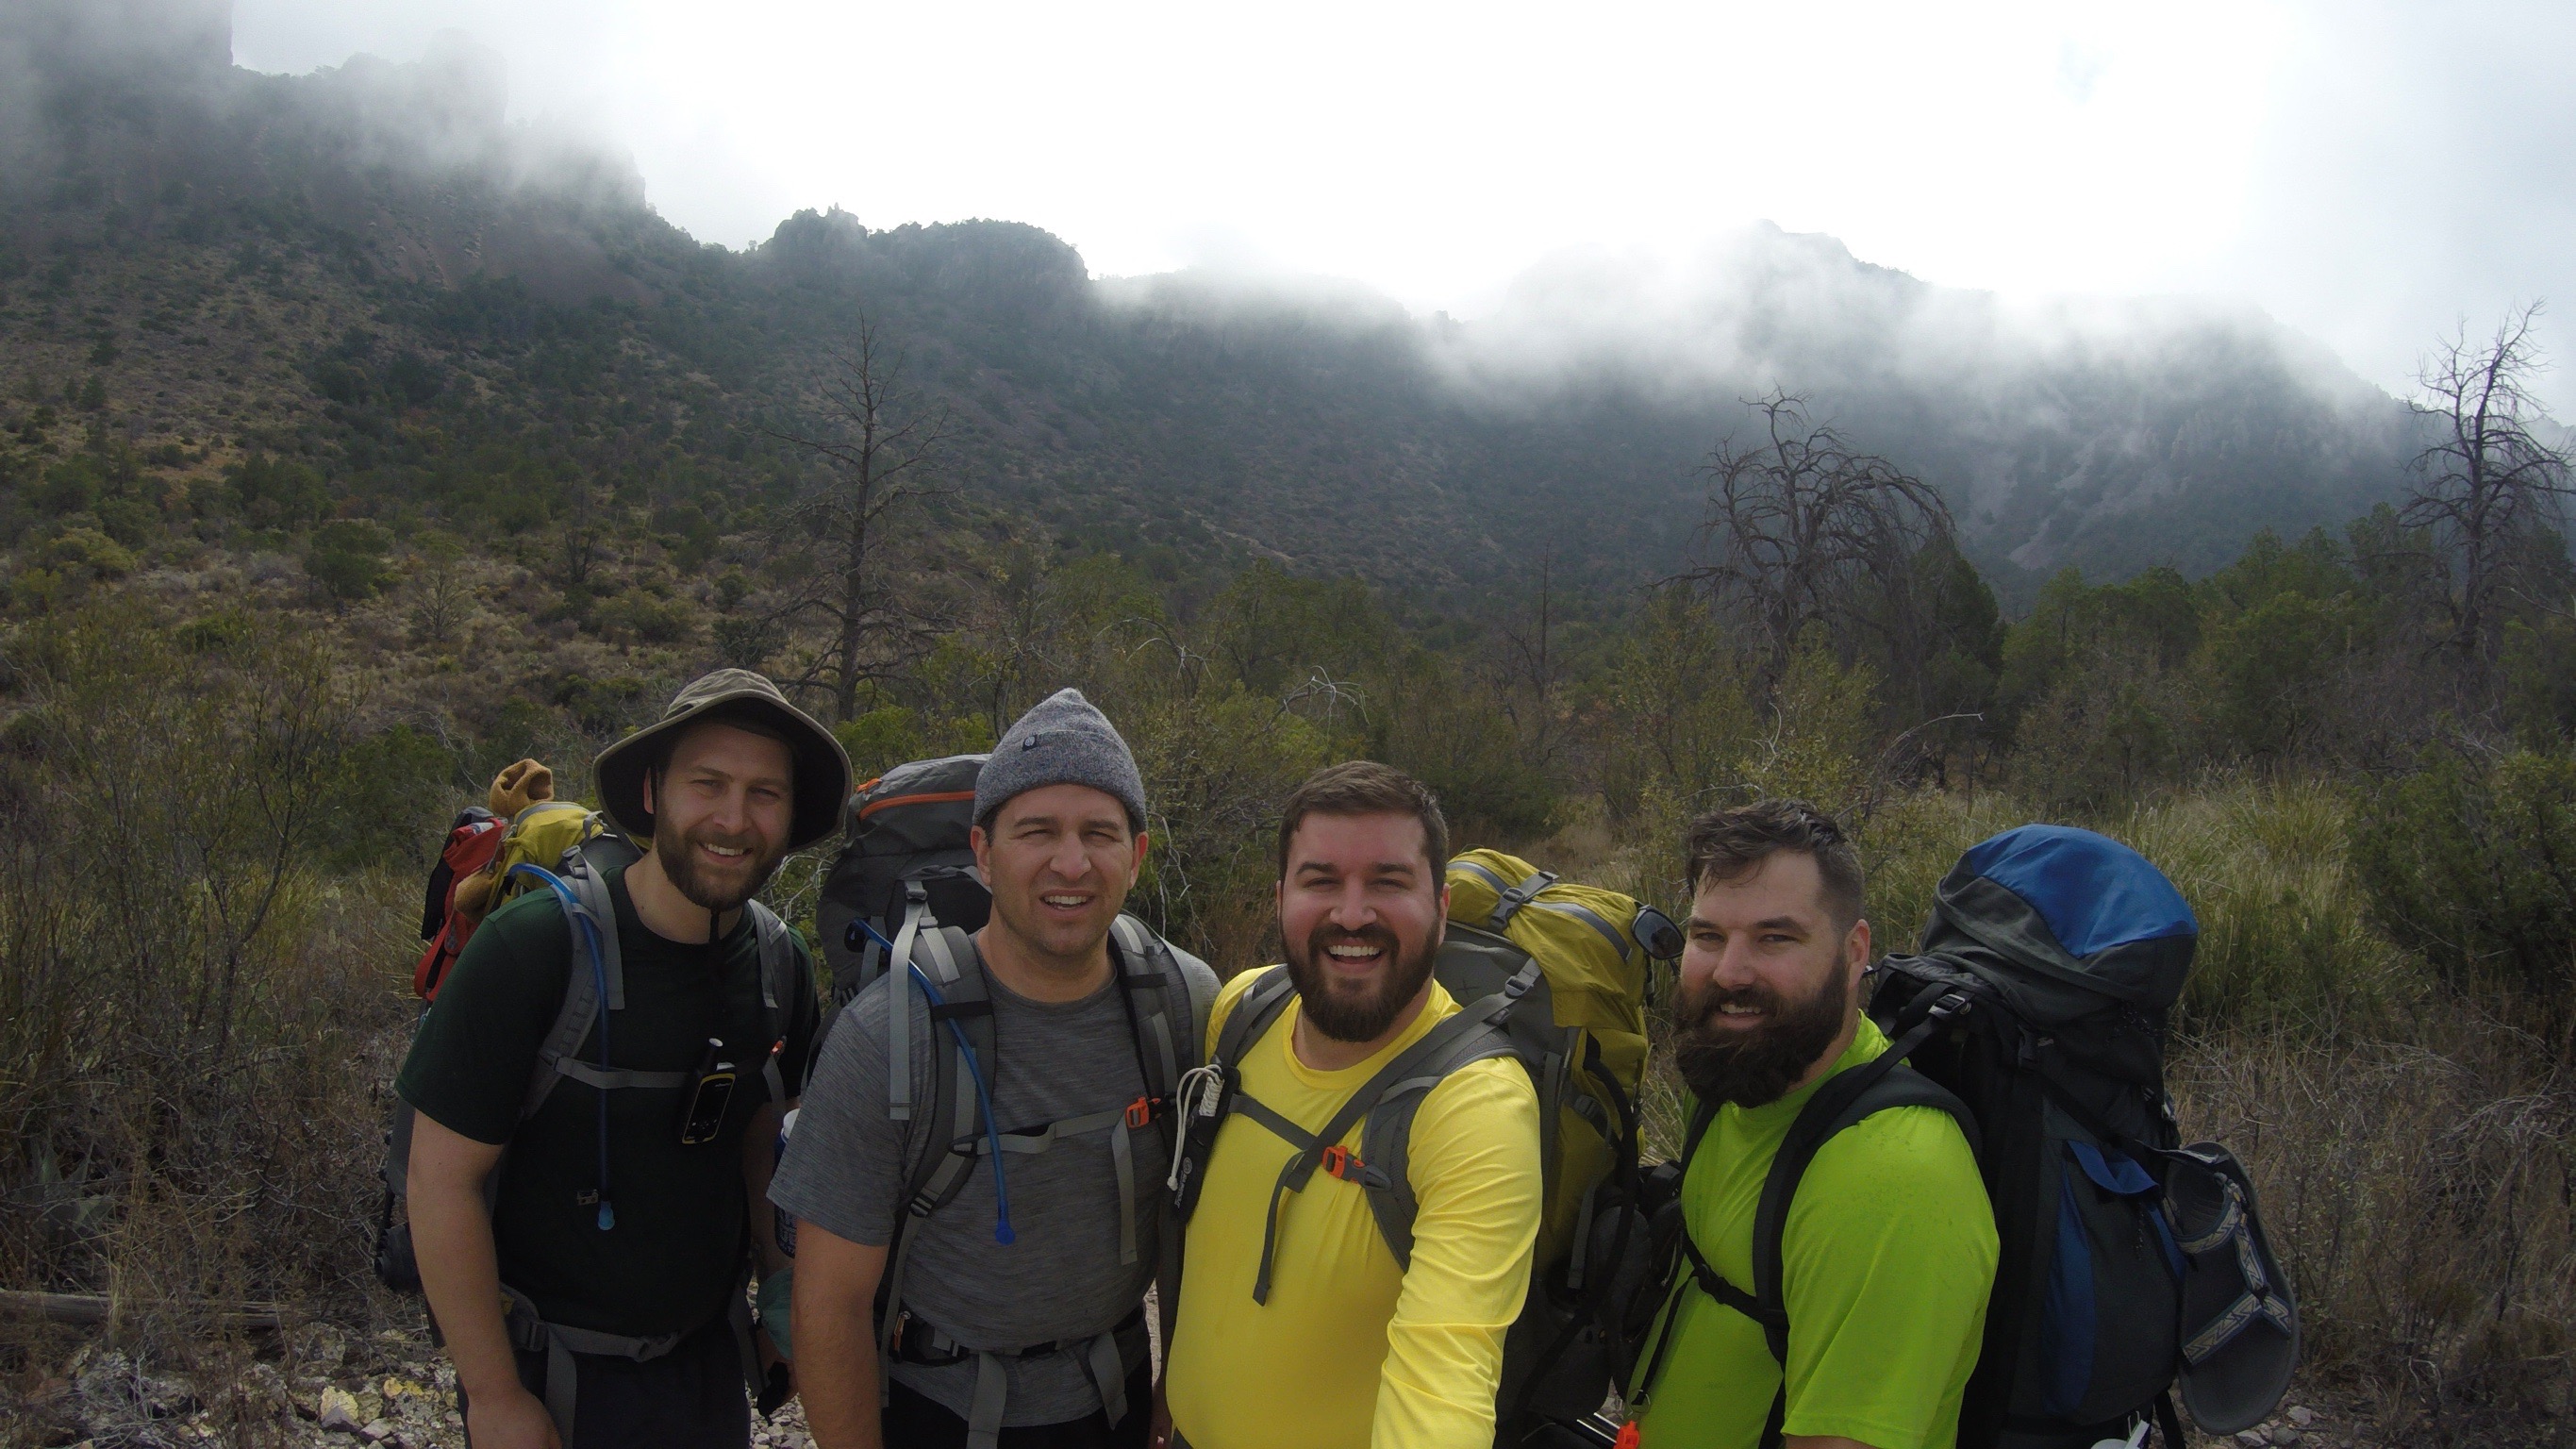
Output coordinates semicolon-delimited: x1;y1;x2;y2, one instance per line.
1286;919;1442;1044
1672;966;1853;1109
652;814;785;915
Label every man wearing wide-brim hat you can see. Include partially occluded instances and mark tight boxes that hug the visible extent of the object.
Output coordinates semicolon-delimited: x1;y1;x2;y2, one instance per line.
401;670;851;1449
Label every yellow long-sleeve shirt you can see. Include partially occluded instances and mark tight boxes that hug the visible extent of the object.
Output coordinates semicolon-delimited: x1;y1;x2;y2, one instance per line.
1165;972;1543;1449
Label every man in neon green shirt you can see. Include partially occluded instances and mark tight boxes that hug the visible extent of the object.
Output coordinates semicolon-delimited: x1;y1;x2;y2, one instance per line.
1629;800;1996;1449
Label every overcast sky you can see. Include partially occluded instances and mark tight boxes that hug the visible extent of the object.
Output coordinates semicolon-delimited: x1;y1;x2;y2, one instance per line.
230;0;2576;412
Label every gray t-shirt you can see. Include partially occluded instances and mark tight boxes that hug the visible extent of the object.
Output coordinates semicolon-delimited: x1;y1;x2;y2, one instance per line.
770;934;1213;1425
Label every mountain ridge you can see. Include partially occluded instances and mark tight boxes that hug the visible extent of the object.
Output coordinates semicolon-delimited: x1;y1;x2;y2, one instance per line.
0;1;2423;609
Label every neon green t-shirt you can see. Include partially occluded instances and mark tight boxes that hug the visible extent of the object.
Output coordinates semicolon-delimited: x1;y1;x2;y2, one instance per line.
1633;1016;1997;1449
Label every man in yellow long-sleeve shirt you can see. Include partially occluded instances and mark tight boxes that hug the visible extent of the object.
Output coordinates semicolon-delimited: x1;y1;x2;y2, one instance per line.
1162;761;1543;1449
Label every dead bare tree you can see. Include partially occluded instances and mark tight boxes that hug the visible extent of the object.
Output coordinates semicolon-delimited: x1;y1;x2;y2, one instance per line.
2407;305;2574;693
1499;549;1560;767
769;314;953;724
1687;391;1953;697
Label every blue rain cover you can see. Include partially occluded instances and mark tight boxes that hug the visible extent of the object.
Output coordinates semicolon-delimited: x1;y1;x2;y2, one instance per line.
1960;824;2197;959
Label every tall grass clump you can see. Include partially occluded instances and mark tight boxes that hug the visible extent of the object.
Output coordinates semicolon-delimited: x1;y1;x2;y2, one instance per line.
2174;1022;2574;1430
2119;780;2418;1036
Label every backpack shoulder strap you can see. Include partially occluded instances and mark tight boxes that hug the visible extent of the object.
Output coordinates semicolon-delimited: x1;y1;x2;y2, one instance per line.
876;920;998;1368
519;853;629;1121
1749;1058;1976;1358
891;921;991;1217
1353;1008;1522;1271
1214;965;1301;1068
1238;978;1527;1302
743;898;798;1105
1110;915;1191;1098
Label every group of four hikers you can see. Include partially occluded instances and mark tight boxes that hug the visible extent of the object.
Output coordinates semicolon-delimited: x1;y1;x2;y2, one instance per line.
396;671;1997;1449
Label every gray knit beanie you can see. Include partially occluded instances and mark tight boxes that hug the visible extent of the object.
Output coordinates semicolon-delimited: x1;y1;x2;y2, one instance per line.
974;688;1149;831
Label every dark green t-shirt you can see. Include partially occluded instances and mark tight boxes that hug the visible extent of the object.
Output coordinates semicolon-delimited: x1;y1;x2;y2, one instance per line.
395;862;819;1337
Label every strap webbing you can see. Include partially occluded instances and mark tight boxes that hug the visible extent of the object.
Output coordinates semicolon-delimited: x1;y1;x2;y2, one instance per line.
895;1311;1148;1449
500;1283;690;1445
888;890;928;1122
554;1060;690;1091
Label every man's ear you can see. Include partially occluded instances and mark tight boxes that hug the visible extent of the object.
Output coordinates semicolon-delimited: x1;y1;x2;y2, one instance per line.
1844;917;1873;983
1128;830;1151;883
969;824;990;878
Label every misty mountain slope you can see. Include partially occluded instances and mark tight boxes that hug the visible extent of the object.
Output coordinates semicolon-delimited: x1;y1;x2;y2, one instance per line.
0;0;2421;608
1440;227;2421;583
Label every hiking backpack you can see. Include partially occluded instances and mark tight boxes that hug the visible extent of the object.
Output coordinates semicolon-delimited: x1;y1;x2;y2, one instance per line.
414;799;640;1001
807;751;1219;1449
817;753;991;1018
1167;850;1681;1444
1627;824;2298;1449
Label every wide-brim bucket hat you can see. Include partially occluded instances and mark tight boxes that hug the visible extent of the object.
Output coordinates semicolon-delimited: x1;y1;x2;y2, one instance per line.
593;669;852;853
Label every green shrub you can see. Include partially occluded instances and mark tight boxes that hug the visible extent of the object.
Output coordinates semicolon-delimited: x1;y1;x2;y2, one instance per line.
36;525;135;579
2352;748;2576;1049
608;587;697;644
94;495;157;547
835;705;926;780
306;519;393;600
324;724;461;870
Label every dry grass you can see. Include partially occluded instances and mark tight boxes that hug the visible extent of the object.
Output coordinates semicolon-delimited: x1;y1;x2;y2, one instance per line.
2174;1022;2575;1435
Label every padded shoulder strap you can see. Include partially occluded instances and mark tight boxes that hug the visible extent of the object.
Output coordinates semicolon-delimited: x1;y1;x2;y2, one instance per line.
1110;915;1188;1098
1746;1053;1976;1367
520;858;621;1121
744;898;797;1104
564;848;625;1008
1353;1010;1521;1271
895;924;996;1219
1214;966;1301;1068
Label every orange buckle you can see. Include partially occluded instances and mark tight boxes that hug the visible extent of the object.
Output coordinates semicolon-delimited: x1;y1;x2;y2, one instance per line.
1614;1422;1641;1449
1321;1144;1365;1181
1125;1096;1155;1129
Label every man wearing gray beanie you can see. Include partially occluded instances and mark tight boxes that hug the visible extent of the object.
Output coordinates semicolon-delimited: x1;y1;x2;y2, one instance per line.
777;690;1217;1449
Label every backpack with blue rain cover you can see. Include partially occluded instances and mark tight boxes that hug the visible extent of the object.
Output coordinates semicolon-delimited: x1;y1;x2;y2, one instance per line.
1638;825;2297;1449
1870;825;2296;1448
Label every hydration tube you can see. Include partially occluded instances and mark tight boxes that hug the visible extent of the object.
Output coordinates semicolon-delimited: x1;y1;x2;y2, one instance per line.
856;919;1015;1245
508;863;619;1230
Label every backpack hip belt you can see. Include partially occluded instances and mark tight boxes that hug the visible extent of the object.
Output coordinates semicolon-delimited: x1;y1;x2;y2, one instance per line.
499;1276;764;1446
889;1307;1149;1449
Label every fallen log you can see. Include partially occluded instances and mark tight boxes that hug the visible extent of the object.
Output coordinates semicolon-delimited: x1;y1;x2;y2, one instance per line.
0;1290;286;1329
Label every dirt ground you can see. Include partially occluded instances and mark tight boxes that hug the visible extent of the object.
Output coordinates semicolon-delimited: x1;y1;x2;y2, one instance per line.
11;1308;2383;1449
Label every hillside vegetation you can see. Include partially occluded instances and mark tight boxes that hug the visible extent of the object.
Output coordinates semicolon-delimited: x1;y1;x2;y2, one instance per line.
1;4;2571;1446
0;4;2420;611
